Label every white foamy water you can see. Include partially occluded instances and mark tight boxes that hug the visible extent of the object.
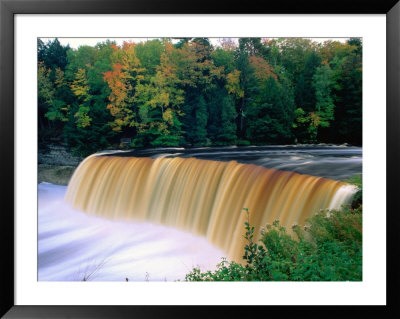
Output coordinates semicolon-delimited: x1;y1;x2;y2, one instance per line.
38;183;225;281
328;184;358;210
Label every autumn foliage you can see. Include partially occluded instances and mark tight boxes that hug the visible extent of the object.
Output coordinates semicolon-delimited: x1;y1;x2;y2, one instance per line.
38;37;362;155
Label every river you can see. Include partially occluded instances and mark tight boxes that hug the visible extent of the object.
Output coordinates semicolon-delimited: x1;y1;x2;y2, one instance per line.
38;145;362;281
101;144;362;181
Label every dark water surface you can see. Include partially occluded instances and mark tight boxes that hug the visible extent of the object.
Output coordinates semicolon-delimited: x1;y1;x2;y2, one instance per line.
101;144;362;181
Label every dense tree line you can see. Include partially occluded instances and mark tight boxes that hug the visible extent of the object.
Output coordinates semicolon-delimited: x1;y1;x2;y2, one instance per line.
38;37;362;156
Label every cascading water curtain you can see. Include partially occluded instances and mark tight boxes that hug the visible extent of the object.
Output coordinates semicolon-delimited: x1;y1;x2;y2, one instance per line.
65;155;357;262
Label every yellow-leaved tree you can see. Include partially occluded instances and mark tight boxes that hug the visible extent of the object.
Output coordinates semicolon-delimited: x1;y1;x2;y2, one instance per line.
71;68;91;128
133;41;185;146
103;42;145;132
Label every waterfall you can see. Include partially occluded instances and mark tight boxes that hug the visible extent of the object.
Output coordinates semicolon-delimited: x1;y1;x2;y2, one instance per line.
65;155;357;262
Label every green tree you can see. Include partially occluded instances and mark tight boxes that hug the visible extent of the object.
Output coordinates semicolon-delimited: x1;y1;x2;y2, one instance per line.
234;40;259;138
276;38;316;82
61;42;116;155
38;37;362;150
329;41;362;144
38;38;70;72
65;45;97;82
246;76;293;144
70;68;92;128
311;64;335;140
38;38;72;140
295;51;322;113
193;95;208;145
217;93;237;144
38;62;55;130
135;39;165;80
134;70;184;147
44;68;71;124
211;47;235;74
170;39;222;145
235;38;269;58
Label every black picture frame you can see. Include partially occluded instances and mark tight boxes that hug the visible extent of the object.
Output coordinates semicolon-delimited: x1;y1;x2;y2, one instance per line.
1;0;399;317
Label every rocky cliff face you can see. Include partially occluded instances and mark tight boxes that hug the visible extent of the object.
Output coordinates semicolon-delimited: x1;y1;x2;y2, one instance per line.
38;144;83;166
38;144;82;185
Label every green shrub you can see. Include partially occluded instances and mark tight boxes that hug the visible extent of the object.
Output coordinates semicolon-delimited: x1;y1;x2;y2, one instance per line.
346;174;362;208
184;205;362;281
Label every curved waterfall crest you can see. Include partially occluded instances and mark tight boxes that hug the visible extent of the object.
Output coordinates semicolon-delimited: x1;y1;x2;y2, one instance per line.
65;155;356;262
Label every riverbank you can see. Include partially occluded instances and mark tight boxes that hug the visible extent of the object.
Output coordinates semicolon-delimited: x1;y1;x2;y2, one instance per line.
38;144;82;185
38;144;83;166
38;164;76;185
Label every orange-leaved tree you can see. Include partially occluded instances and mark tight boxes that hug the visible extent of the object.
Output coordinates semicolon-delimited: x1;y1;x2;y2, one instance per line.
103;41;145;133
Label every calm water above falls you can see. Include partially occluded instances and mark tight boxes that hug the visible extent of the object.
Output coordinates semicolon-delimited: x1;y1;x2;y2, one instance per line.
102;144;362;181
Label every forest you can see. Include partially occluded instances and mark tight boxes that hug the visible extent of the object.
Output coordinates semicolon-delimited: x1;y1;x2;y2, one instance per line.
38;37;362;156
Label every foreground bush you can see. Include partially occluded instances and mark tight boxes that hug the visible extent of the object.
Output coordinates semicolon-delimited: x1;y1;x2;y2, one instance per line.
346;174;362;209
184;204;362;281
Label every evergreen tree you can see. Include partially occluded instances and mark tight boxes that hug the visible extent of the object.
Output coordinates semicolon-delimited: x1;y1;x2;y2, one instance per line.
38;38;70;72
246;77;292;144
295;51;321;113
312;64;335;141
194;95;208;145
218;94;237;143
38;37;362;151
330;47;362;145
38;62;55;131
62;41;116;155
38;38;72;139
234;41;259;138
206;86;237;145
